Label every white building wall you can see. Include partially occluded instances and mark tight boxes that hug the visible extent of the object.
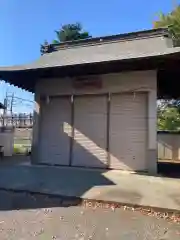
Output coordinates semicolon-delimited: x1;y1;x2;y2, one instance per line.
36;70;156;95
32;70;157;173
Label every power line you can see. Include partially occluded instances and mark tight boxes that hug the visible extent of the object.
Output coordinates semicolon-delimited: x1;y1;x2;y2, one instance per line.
3;93;34;114
7;95;34;103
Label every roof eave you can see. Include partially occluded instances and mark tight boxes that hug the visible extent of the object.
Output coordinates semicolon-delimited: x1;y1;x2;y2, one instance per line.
1;52;180;92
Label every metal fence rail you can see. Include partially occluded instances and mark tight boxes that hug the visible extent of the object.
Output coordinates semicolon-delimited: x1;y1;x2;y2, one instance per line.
13;128;33;154
0;114;33;128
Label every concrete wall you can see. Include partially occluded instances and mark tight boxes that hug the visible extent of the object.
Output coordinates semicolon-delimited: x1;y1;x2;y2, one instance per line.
32;70;157;173
158;132;180;162
0;129;14;156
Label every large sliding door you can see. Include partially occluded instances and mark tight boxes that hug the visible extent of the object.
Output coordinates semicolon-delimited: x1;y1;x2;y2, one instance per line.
39;97;72;165
109;93;147;171
72;95;108;168
38;92;147;171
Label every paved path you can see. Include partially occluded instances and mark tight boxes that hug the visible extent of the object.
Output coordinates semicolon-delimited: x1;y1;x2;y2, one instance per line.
0;164;180;211
0;190;179;240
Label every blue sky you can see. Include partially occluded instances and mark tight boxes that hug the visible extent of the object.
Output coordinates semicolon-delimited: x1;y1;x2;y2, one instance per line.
0;0;179;112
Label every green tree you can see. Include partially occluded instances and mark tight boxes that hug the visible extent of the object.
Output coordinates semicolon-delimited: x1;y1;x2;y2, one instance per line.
154;5;180;45
158;104;180;131
40;23;91;54
52;23;91;44
154;5;180;125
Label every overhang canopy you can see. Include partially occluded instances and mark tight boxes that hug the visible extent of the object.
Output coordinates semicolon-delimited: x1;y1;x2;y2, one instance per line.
1;28;180;98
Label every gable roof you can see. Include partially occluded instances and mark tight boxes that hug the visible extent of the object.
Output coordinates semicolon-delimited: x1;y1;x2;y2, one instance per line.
0;27;180;92
41;28;170;53
0;28;175;71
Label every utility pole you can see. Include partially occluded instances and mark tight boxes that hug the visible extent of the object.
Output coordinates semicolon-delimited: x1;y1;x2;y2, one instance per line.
2;92;7;127
10;93;14;114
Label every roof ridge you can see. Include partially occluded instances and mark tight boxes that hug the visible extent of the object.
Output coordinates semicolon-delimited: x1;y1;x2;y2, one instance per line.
42;28;170;54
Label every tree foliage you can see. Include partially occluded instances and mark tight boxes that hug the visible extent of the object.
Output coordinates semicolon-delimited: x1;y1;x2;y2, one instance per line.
158;101;180;131
40;23;91;54
52;23;91;44
154;5;180;45
154;6;180;130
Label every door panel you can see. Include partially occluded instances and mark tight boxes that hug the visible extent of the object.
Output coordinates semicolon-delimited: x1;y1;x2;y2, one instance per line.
72;95;108;168
39;97;72;165
109;93;147;171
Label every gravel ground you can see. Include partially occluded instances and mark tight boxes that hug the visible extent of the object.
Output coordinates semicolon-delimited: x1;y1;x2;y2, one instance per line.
0;191;179;240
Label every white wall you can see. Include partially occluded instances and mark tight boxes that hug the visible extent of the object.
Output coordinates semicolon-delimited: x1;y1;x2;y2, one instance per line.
0;130;14;156
33;70;157;173
36;70;157;96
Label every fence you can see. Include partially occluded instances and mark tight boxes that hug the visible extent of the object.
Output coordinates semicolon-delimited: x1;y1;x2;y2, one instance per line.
0;114;33;128
0;114;33;154
1;116;179;159
14;128;32;154
158;131;180;162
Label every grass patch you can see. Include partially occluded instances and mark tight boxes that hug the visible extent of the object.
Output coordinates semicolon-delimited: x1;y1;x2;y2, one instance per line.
14;144;31;155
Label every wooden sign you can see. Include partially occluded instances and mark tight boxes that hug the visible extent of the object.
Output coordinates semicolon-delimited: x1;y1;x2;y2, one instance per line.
73;75;102;89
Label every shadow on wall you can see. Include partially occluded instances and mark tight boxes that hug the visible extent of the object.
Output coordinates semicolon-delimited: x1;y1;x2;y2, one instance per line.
158;132;180;162
38;95;147;171
0;94;147;211
157;132;180;177
158;140;172;161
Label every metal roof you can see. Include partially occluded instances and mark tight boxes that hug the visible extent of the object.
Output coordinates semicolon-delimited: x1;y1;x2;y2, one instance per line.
1;44;180;71
41;27;170;53
0;28;180;92
0;28;179;71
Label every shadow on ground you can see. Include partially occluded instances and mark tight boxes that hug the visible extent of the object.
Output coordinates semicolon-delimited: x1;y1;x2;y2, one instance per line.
158;162;180;178
0;155;31;166
0;190;83;211
0;164;115;211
